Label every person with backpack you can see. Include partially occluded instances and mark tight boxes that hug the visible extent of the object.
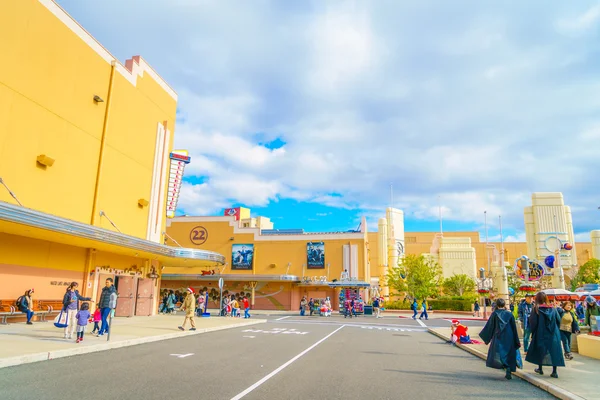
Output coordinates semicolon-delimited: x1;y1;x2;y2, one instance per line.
17;289;35;325
411;299;418;319
62;282;93;340
419;299;429;320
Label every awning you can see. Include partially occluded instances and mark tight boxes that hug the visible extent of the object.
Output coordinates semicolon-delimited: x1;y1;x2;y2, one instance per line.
0;201;225;267
161;273;300;282
329;280;371;288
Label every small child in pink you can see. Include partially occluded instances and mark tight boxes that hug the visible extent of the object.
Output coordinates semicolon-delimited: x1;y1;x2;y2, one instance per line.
91;307;101;334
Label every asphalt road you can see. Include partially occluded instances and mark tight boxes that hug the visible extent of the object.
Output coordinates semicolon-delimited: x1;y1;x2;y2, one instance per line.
0;317;553;400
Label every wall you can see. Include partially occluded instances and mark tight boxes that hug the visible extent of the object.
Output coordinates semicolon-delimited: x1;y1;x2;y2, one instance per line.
0;0;177;241
0;233;87;298
438;237;477;279
166;219;368;281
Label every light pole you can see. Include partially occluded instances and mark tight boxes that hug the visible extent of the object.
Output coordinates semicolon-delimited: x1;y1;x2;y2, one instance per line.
479;268;488;319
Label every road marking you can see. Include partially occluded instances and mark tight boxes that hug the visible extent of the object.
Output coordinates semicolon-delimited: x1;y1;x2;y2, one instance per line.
276;316;290;321
230;325;345;400
243;336;255;338
242;328;309;335
359;326;423;332
270;319;421;329
416;319;427;328
170;353;194;358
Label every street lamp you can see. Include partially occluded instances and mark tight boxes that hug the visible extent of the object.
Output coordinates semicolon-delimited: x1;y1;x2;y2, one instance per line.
479;268;489;319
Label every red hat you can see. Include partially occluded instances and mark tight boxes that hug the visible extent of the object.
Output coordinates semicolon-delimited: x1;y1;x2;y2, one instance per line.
187;287;194;294
451;319;460;325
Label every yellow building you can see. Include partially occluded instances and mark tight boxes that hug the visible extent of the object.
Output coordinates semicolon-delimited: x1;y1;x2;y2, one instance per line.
0;0;224;317
164;209;371;311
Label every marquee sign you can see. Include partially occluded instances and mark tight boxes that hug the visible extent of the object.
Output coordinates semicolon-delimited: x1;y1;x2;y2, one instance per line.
166;150;191;218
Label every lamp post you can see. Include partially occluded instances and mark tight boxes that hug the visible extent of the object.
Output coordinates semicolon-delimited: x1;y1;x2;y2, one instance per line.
479;268;488;319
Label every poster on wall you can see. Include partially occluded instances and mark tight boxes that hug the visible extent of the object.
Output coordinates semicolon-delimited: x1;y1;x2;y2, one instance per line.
307;242;325;269
232;244;254;270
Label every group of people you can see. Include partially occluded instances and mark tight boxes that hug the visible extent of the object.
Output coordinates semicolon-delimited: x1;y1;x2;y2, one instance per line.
477;292;599;380
221;294;251;318
304;297;333;316
411;299;429;320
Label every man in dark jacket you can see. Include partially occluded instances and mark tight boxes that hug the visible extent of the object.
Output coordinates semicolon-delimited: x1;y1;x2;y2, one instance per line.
518;294;533;353
479;298;521;380
97;278;117;337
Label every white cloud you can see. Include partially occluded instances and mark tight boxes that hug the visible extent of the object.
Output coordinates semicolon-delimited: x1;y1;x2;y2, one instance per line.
57;0;600;236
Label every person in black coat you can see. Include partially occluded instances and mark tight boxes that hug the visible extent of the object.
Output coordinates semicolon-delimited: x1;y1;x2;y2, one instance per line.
525;292;565;378
479;298;521;380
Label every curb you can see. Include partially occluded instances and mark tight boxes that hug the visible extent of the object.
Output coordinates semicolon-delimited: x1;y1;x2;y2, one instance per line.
0;319;266;370
427;329;586;400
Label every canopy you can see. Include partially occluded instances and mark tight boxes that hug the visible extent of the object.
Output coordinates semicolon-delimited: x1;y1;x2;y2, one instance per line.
541;288;579;301
328;281;371;289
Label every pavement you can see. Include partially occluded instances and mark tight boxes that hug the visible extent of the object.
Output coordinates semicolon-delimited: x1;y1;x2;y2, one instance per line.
0;313;265;368
0;315;555;400
429;326;600;400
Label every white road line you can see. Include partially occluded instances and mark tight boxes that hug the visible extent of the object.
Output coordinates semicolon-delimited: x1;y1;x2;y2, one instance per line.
230;325;345;400
416;318;427;328
275;316;291;321
271;320;422;329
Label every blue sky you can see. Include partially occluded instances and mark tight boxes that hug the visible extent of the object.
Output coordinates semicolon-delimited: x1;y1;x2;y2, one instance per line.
57;0;600;241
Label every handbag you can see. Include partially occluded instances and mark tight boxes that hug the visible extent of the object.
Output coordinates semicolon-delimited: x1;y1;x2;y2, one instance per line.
516;349;523;369
53;309;69;328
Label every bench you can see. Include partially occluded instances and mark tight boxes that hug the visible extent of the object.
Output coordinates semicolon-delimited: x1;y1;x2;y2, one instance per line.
0;299;62;324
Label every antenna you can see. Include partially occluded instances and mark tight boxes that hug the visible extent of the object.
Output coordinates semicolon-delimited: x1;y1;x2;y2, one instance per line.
438;195;443;235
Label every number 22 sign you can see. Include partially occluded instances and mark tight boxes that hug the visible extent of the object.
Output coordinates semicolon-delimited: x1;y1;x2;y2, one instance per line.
190;226;208;245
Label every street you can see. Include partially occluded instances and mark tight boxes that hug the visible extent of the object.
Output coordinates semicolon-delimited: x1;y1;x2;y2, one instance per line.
0;316;554;400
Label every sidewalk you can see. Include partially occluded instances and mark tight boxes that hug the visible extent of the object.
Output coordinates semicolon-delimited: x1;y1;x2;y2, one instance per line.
0;314;265;369
429;327;599;400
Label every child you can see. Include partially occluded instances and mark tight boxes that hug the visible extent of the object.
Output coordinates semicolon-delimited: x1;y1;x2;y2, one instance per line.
91;306;101;334
76;302;91;343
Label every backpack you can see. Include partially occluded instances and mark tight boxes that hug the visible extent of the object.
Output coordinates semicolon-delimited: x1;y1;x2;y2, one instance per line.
15;296;24;309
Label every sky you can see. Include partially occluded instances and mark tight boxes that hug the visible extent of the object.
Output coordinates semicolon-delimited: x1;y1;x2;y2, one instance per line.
57;0;600;241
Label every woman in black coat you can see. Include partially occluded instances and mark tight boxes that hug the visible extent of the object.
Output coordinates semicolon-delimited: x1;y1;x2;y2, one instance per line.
479;298;521;380
525;292;565;378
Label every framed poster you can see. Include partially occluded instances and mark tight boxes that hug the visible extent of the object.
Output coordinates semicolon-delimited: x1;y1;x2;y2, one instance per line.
307;242;325;269
232;244;254;270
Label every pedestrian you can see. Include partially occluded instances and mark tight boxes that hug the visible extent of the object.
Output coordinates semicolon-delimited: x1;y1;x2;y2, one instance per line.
324;297;332;317
557;301;580;360
17;289;35;325
308;298;314;316
518;294;534;354
373;297;380;318
419;299;428;320
479;298;521;380
96;278;117;337
473;300;480;317
196;291;205;317
525;292;565;378
585;296;600;327
243;296;251;318
91;306;101;335
62;282;92;340
411;299;418;319
300;296;308;316
75;302;91;343
178;288;196;331
230;295;239;318
575;301;585;321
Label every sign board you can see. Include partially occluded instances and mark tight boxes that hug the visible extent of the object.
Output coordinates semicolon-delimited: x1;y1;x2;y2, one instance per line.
218;277;224;290
166;150;191;218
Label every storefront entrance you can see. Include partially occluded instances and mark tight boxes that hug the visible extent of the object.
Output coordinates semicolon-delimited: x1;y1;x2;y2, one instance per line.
135;278;154;316
115;275;137;317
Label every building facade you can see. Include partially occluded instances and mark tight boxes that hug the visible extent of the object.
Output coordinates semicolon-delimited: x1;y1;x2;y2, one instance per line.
0;0;224;317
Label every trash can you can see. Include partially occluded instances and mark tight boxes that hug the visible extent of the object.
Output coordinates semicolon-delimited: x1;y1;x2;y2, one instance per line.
363;305;373;315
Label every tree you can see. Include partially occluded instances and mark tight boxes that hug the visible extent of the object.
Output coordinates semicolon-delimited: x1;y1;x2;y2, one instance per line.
386;254;442;300
571;258;600;291
442;274;476;297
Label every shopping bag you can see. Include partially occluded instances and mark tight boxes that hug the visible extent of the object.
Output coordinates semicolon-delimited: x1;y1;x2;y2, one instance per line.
516;349;523;369
53;310;69;328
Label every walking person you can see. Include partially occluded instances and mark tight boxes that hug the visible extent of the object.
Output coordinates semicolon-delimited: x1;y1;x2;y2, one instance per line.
96;278;117;337
411;299;418;319
373;297;380;318
557;301;580;360
243;296;251;318
300;296;308;316
479;298;521;380
473;300;481;317
17;289;35;325
230;295;239;318
178;288;196;331
91;306;101;335
419;299;428;320
518;294;534;354
62;282;92;340
525;292;565;378
308;298;314;316
75;302;91;343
